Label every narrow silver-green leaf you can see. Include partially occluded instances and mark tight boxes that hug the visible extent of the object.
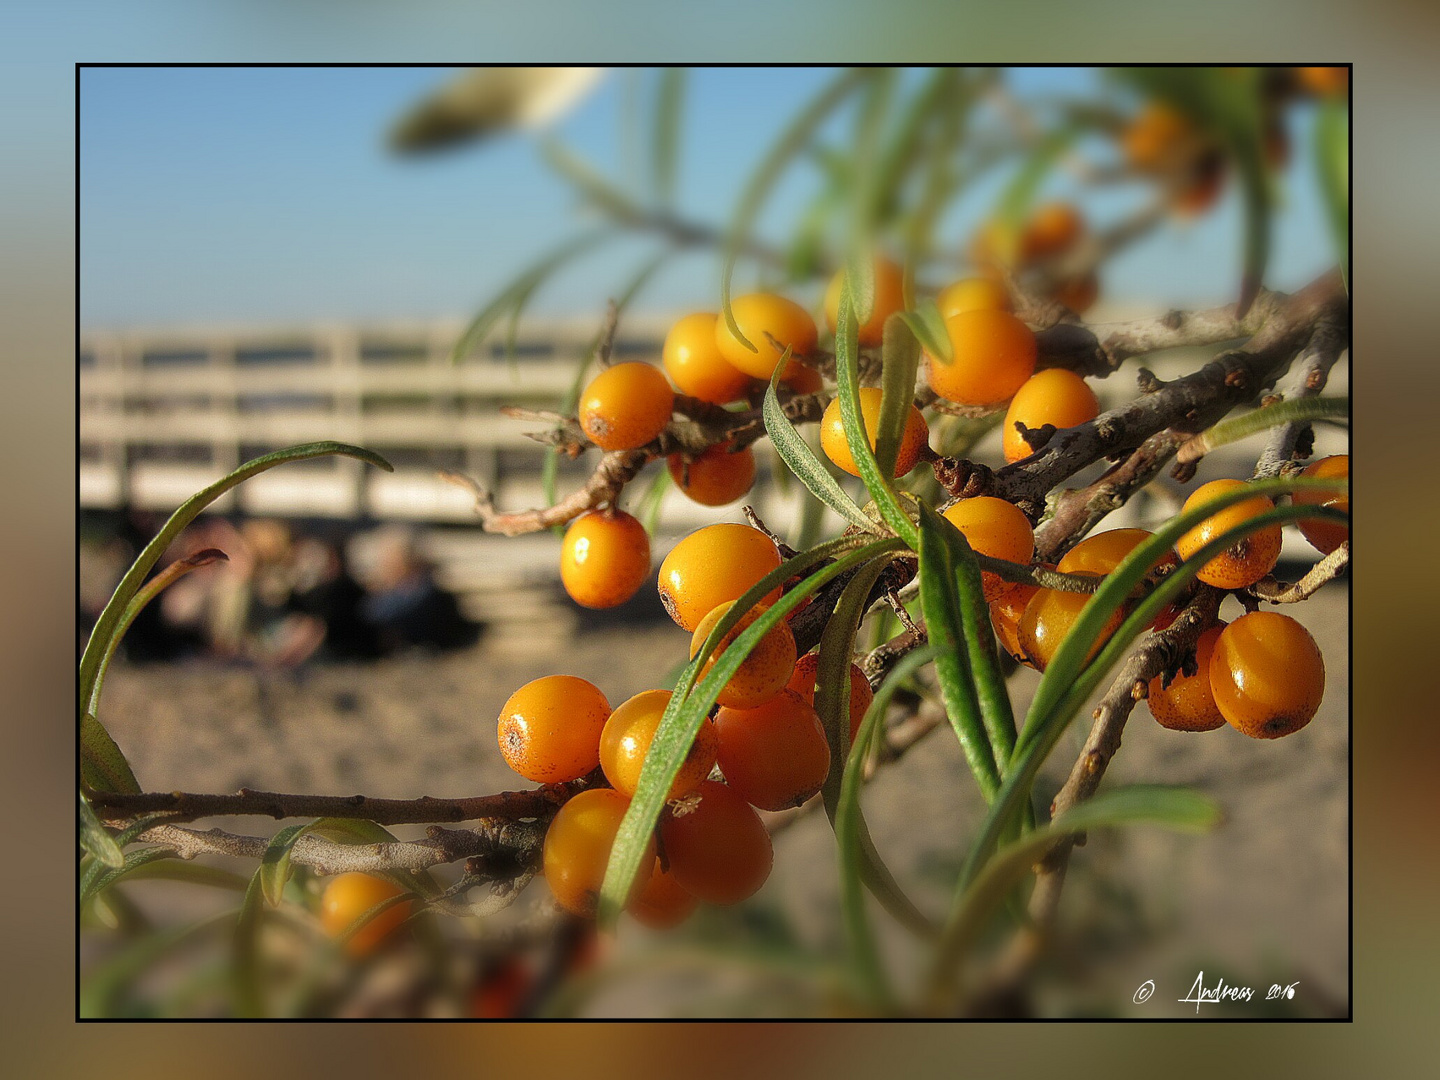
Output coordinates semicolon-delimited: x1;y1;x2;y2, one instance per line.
79;791;125;869
873;315;922;480
763;362;874;532
1182;396;1348;461
652;67;685;207
995;126;1078;233
898;298;951;364
542;138;645;223
81;845;176;906
1314;99;1349;288
232;868;268;1018
259;822;317;908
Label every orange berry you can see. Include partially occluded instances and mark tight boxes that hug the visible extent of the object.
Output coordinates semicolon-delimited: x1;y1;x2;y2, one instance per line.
1173;156;1226;218
320;873;411;956
657;523;783;631
599;689;718;800
497;675;611;784
1017;574;1123;672
1210;612;1325;739
1175;480;1282;589
560;510;651;610
819;386;930;479
578;362;674;451
628;859;698;929
668;444;757;507
714;689;830;811
785;653;874;744
470;957;532;1018
1292;455;1349;555
781;359;824;395
968;220;1022;270
1052;273;1099;315
1147;623;1228;732
941;496;1036;601
938;277;1011;319
1057;528;1176;577
1002;369;1100;463
990;580;1040;663
825;256;906;347
543;788;656;918
1122;103;1193;172
1296;66;1348;97
663;313;753;405
1020;203;1084;263
715;294;818;379
660;780;772;905
690;601;796;709
926;308;1037;407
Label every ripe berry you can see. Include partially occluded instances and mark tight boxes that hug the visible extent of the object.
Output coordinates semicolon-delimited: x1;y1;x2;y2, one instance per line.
560;509;651;610
1122;103;1195;172
785;653;874;744
941;496;1036;601
938;277;1011;319
1020;202;1084;262
1147;623;1228;732
926;308;1037;407
469;956;532;1019
1018;574;1123;672
1296;66;1348;97
824;256;906;347
599;689;718;800
1175;479;1282;589
1057;528;1177;577
657;523;783;631
715;294;818;379
690;601;796;709
578;362;674;451
663;313;753;405
1292;455;1349;555
320;873;411;956
714;689;831;811
660;780;772;905
1210;612;1325;739
497;674;611;784
668;443;757;507
819;386;930;479
629;859;698;929
1001;369;1100;463
989;579;1041;663
543;788;656;918
781;359;824;395
1053;272;1100;315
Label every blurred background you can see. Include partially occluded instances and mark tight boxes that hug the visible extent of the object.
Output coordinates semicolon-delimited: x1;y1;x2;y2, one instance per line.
73;65;1351;1019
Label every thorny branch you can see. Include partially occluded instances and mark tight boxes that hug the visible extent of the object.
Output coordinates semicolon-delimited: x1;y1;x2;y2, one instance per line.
1247;541;1349;603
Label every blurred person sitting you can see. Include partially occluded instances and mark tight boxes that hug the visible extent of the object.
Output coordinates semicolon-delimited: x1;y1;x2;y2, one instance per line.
358;525;479;653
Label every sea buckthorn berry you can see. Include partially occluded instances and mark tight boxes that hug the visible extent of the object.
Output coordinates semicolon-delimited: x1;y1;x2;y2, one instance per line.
663;313;753;405
543;788;656;918
600;689;718;800
715;689;831;811
1020;203;1084;263
657;523;783;631
628;859;698;930
1122;103;1195;172
1057;528;1177;577
469;957;532;1019
926;308;1037;407
819;386;930;479
1293;455;1349;555
660;780;772;905
1002;369;1100;463
990;580;1041;663
497;674;611;784
1296;66;1348;97
690;601;796;709
825;256;906;347
578;362;674;451
668;444;757;507
320;873;412;956
1210;612;1326;739
560;510;651;610
968;220;1022;270
938;277;1011;319
941;496;1036;602
1173;154;1226;218
1147;623;1228;732
1017;574;1123;672
1053;273;1100;315
715;294;818;379
781;359;824;395
1175;479;1282;589
785;653;874;743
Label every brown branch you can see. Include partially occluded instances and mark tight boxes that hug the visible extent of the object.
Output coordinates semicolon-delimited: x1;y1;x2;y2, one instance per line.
1247;542;1349;603
1253;319;1349;478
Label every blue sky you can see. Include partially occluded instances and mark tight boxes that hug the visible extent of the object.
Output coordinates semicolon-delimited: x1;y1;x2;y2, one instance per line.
79;66;1337;328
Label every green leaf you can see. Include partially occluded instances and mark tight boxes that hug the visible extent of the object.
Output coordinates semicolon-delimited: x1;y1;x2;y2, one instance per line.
1314;100;1349;288
448;229;613;365
81;909;235;1018
1182;396;1348;461
542;138;645;223
994;126;1079;234
232;868;268;1018
81;711;141;797
598;535;908;926
901;73;979;268
915;504;1000;801
762;362;873;532
79;791;125;869
652;67;685;206
721;68;871;353
259;822;317;908
81;845;176;906
873;315;922;480
117;860;249;891
838;645;939;998
931;784;1219;992
898;298;951;364
869;68;960;231
834;285;920;548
